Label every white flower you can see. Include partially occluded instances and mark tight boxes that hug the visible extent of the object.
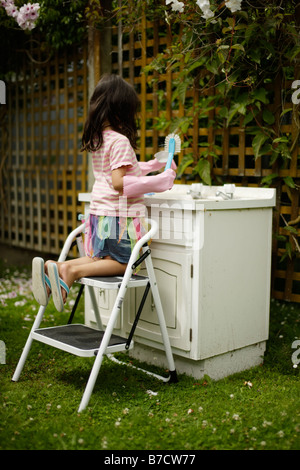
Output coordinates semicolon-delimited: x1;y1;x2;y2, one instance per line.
4;3;18;18
17;3;40;30
1;1;40;30
172;1;184;13
196;0;214;20
196;0;209;7
225;0;243;13
166;0;184;13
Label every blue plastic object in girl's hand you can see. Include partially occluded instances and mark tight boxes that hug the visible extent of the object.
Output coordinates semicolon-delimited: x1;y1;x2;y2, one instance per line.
164;133;181;171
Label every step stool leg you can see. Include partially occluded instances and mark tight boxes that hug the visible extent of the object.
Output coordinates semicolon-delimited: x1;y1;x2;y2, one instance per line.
77;346;105;413
12;305;47;382
78;267;133;412
144;252;177;381
77;303;122;413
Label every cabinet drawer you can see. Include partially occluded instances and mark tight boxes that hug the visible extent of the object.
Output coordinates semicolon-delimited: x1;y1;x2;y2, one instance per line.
147;204;194;247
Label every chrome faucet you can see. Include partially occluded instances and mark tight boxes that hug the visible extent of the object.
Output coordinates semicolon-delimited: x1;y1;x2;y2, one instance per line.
215;190;232;199
187;183;203;199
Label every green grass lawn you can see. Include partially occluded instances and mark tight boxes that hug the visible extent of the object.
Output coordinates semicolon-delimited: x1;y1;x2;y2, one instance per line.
0;261;299;450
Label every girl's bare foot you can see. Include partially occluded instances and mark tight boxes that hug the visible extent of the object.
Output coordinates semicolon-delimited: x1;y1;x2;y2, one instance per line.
57;263;77;303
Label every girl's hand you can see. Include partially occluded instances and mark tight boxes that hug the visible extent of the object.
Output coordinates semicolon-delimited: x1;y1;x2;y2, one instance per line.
139;157;177;175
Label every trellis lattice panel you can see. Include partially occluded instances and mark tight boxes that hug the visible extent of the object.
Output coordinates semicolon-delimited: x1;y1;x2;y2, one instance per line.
110;17;300;302
0;45;89;255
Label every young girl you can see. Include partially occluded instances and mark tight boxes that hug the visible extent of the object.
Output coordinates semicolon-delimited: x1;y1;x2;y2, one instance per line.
32;74;176;312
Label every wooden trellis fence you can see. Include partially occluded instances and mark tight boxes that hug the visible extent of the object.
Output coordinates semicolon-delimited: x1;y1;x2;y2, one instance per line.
0;44;88;256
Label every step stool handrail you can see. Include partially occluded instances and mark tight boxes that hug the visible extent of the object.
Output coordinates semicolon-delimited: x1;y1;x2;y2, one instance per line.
58;222;85;262
127;217;158;268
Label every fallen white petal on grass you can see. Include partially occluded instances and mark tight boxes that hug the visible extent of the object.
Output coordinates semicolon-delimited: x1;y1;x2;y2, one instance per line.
146;390;158;397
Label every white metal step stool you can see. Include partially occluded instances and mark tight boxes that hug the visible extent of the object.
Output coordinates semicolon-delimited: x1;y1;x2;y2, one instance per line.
12;218;178;412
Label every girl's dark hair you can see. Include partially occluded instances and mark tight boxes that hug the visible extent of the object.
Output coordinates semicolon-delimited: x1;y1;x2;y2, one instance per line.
81;74;139;152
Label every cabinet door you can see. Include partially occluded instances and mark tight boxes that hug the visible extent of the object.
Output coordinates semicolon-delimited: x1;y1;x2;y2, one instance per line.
84;287;121;330
126;247;192;352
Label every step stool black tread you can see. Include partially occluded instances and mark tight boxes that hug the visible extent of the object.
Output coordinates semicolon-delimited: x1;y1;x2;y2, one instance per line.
34;324;127;351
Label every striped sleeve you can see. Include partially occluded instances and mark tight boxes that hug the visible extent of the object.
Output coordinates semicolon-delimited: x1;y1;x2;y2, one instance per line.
109;136;136;171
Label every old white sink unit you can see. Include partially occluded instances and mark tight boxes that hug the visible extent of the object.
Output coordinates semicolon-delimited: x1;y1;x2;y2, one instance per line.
79;184;276;379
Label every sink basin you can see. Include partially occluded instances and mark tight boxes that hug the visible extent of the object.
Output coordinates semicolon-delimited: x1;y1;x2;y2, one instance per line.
79;184;276;212
144;184;276;210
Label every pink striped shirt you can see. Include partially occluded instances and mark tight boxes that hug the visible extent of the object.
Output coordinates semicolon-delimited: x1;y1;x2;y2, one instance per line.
89;130;146;217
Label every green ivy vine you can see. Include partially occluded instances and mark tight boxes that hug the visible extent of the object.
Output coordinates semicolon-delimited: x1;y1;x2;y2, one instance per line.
125;0;300;190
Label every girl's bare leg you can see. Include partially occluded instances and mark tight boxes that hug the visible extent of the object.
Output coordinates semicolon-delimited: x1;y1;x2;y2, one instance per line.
44;257;93;297
45;257;127;302
45;257;101;295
